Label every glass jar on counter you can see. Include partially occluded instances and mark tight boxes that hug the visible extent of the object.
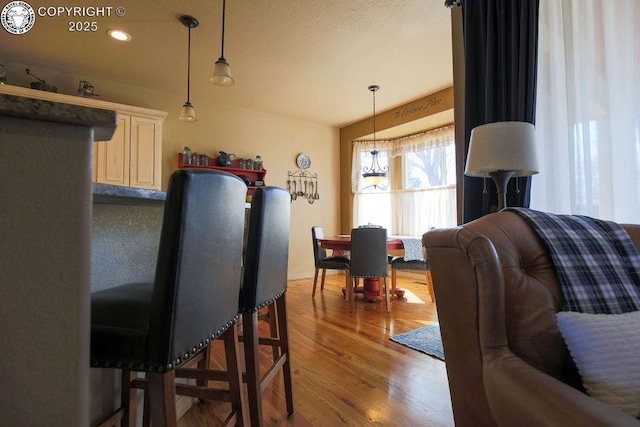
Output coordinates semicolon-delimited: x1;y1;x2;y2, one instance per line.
181;146;192;164
246;158;254;170
238;158;246;169
254;155;263;170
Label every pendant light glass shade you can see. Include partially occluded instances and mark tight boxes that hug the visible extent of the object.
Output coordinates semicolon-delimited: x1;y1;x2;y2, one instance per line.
362;85;388;188
179;15;198;122
211;0;234;86
210;57;233;86
179;101;197;121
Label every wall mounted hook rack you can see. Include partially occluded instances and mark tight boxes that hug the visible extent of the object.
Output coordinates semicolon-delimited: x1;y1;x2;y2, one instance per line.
287;170;319;204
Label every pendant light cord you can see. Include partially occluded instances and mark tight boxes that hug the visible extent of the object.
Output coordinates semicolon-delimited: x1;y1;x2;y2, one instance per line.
220;0;226;58
372;88;377;150
186;26;192;103
368;85;380;150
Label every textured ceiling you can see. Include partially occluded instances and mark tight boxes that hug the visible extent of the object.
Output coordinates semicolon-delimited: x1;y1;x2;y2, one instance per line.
0;0;453;133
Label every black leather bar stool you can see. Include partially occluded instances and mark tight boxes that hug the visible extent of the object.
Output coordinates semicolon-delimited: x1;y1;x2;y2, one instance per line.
239;187;294;426
90;169;248;427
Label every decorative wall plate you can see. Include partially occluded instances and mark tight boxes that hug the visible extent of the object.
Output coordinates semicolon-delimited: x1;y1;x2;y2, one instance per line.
296;153;311;170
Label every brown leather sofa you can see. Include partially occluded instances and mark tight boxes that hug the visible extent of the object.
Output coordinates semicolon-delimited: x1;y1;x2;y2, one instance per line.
423;211;640;427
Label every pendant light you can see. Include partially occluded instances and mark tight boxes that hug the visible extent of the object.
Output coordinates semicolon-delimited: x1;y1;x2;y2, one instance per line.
179;15;198;122
210;0;234;86
362;85;388;188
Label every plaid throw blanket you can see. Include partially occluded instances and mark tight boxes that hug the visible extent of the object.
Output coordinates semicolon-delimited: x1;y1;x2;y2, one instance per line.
506;208;640;314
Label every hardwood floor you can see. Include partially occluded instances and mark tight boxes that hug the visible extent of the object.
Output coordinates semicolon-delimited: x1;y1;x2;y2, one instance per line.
178;273;454;426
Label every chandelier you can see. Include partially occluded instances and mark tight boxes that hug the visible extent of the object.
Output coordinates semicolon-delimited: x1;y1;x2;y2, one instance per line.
362;85;388;188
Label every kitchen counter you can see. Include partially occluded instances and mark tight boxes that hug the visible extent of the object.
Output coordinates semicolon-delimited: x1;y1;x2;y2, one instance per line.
92;183;166;206
0;92;116;427
0;91;116;140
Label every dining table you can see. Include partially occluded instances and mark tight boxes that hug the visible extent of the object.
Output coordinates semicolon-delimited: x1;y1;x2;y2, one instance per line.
317;234;412;302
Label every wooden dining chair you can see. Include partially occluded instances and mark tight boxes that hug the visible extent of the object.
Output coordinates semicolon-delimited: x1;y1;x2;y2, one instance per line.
311;226;350;297
349;227;391;312
90;169;248;427
390;258;435;303
390;238;435;303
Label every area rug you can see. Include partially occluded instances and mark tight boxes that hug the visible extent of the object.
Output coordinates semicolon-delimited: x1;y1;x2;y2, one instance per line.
390;323;444;361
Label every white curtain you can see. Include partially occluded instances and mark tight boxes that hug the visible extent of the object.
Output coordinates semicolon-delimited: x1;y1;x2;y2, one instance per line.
533;0;640;222
352;125;457;236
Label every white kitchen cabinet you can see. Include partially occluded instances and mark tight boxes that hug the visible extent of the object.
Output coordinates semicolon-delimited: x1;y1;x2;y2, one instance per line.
94;114;163;190
0;85;167;190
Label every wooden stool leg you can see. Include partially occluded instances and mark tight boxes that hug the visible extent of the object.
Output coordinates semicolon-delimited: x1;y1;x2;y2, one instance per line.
121;370;137;427
268;303;279;362
142;390;151;427
243;311;264;427
147;371;177;427
222;325;248;426
196;344;212;387
276;295;294;415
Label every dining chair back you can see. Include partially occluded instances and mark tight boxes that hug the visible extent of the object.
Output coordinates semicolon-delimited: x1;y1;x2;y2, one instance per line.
239;186;294;426
311;226;350;297
90;169;247;427
349;227;391;311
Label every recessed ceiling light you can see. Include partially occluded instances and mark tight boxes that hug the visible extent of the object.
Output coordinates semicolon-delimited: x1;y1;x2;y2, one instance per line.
107;29;131;41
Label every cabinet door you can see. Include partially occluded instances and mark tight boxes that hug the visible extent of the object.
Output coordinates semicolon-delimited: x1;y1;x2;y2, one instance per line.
95;115;130;187
129;116;161;190
92;141;99;182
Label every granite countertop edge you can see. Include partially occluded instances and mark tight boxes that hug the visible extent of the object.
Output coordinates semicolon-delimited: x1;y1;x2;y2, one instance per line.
0;92;117;141
92;183;166;206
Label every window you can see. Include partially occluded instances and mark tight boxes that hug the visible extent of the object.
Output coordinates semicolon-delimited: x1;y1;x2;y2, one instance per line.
352;125;457;236
533;0;640;222
404;143;456;190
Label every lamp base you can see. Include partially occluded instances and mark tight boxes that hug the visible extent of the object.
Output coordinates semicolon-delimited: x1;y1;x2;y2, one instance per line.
489;170;515;211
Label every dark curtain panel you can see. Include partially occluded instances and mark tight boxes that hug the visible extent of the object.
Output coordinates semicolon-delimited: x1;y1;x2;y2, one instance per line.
461;0;539;223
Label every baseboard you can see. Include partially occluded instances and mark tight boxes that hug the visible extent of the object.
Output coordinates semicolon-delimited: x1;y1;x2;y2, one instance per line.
287;271;316;280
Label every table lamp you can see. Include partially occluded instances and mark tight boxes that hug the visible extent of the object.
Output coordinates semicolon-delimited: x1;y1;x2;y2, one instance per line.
465;121;538;211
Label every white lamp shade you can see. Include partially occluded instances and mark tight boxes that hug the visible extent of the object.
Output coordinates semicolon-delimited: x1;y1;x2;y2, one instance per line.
210;58;234;86
465;121;538;177
179;102;197;122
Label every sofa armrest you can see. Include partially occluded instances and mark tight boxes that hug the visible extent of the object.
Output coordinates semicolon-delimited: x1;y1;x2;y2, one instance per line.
483;349;640;427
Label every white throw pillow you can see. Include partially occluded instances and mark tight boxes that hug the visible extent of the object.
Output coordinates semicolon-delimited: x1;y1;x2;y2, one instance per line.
556;310;640;417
